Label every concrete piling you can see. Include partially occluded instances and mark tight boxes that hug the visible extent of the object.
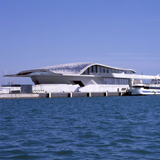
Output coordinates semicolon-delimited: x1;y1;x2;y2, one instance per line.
69;92;72;98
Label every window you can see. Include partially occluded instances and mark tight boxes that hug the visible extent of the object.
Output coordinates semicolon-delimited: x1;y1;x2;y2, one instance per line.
89;67;92;74
93;66;96;73
95;65;98;73
104;68;107;73
84;69;89;74
103;67;105;73
87;68;89;74
101;67;103;73
91;66;94;73
115;70;119;73
97;66;99;73
82;65;134;75
102;78;129;85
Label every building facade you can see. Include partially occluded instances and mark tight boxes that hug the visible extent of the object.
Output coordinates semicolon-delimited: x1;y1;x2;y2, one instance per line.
5;62;160;93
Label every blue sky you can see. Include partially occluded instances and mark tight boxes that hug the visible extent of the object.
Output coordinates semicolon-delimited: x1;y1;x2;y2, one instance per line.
0;0;160;84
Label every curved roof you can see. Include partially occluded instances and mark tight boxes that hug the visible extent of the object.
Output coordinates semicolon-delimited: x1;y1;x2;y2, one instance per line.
41;62;136;74
5;62;136;77
41;62;93;74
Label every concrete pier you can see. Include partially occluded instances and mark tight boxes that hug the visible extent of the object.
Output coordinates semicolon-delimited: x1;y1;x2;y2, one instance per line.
0;93;39;99
0;91;128;99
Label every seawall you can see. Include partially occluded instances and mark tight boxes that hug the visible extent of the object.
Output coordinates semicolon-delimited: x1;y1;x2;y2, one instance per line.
0;91;129;99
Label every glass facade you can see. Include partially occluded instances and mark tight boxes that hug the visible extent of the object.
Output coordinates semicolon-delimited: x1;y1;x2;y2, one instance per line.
102;78;129;85
82;65;134;75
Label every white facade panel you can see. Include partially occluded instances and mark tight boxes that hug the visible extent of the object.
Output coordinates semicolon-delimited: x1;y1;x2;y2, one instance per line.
32;84;80;93
79;84;129;92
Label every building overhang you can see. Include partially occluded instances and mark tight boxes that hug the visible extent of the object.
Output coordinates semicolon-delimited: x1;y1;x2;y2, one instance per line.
4;62;136;78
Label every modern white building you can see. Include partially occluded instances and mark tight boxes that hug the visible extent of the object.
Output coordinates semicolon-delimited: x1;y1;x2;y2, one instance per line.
4;62;160;93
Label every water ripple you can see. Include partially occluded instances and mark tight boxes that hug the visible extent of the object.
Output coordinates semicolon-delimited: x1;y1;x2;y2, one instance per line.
0;96;160;159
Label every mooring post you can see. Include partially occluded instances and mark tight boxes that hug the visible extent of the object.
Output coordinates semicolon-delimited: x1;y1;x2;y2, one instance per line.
49;92;51;98
70;92;72;98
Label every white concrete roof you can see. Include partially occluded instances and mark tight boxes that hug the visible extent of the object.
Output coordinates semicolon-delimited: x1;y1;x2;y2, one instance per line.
41;62;93;74
5;62;136;76
41;62;136;74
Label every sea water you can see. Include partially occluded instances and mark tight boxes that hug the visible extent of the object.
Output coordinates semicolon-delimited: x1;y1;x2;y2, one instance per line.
0;96;160;159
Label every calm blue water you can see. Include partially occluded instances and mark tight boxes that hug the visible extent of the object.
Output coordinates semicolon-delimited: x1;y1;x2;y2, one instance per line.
0;96;160;159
